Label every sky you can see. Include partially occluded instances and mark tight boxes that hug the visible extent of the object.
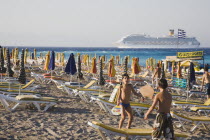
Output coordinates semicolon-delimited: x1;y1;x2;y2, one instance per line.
0;0;210;47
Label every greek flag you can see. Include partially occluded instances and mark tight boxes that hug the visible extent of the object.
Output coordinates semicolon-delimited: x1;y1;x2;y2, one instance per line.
178;29;183;38
182;30;186;39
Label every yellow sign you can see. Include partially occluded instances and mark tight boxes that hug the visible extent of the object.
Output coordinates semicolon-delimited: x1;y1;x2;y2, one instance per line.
177;51;203;58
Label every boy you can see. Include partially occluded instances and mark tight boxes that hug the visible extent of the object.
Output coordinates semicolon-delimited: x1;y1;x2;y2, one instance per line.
201;65;210;99
144;79;174;139
117;74;144;129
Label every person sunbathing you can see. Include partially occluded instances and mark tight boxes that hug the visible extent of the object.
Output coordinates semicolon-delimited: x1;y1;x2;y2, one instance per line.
201;65;210;99
144;79;174;140
117;74;144;129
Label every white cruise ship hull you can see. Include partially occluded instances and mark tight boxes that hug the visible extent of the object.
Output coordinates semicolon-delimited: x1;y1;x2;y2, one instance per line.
116;31;200;49
118;44;199;48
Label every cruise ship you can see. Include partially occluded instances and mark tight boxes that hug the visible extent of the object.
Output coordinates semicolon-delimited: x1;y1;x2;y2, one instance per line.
116;30;200;48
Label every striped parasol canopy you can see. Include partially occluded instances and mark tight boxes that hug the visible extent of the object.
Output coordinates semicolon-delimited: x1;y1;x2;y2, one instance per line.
98;57;105;86
34;49;37;60
11;49;15;62
0;48;6;73
131;57;141;75
123;56;128;75
6;48;14;77
18;49;26;84
189;62;195;89
90;57;97;74
82;54;90;66
48;51;55;70
60;53;65;66
161;63;165;79
77;53;83;80
65;53;77;75
24;48;28;64
108;57;116;77
44;51;50;70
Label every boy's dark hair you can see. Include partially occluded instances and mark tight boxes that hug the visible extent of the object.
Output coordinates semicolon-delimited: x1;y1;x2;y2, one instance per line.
204;65;209;72
157;63;160;67
158;79;168;89
122;73;129;79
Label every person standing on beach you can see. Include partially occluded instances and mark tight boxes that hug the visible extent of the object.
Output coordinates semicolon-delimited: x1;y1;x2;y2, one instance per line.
117;74;144;129
201;65;210;99
152;63;161;89
144;79;174;139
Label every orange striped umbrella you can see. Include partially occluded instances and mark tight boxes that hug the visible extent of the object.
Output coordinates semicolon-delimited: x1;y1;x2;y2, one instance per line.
108;57;116;77
43;51;50;70
90;57;97;74
131;57;141;75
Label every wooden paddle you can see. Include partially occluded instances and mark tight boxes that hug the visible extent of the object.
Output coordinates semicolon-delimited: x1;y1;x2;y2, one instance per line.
139;84;154;99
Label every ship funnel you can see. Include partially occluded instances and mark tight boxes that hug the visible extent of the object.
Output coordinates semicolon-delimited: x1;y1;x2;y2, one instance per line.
169;29;174;36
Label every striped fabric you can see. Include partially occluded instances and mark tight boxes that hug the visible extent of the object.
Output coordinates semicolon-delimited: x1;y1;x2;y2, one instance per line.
123;56;128;74
178;29;183;38
178;29;186;39
182;30;186;39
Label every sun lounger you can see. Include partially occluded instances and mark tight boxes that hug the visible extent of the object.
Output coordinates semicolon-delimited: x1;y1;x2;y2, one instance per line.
75;84;119;102
168;87;187;96
91;97;150;117
0;79;36;91
0;77;19;84
138;71;149;78
0;89;42;97
70;80;102;95
0;94;57;112
51;79;99;97
173;98;210;109
172;99;210;109
0;89;37;94
88;121;189;140
190;106;210;116
78;84;121;103
88;84;151;116
171;111;210;132
66;80;97;91
31;72;52;84
77;90;109;103
188;90;206;98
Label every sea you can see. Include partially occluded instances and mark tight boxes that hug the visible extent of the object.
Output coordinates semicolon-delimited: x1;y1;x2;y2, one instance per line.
7;46;210;67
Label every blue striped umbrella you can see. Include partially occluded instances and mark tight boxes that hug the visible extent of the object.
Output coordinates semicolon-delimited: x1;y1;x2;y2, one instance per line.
48;51;55;70
31;52;34;59
65;53;77;75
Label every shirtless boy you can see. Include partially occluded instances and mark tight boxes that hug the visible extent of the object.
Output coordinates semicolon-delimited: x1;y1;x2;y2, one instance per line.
201;66;210;99
117;74;144;129
144;79;174;139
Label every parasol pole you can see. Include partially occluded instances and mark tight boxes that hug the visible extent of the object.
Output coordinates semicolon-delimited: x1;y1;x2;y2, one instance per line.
19;83;21;95
0;73;2;84
51;70;53;79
